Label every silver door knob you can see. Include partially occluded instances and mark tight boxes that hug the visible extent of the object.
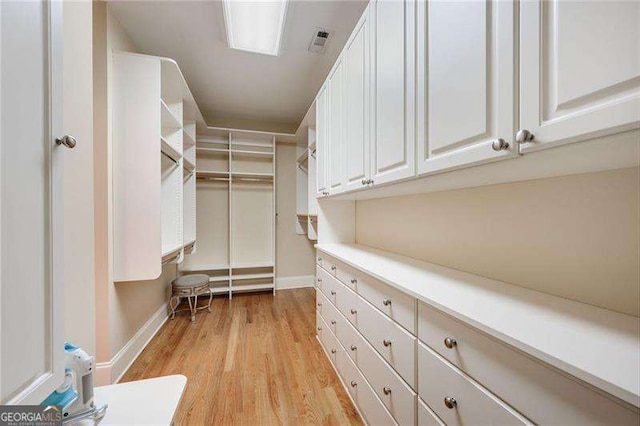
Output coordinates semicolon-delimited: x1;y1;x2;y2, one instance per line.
383;387;392;395
350;381;357;387
444;337;457;349
491;138;509;151
383;339;392;347
55;135;77;149
383;299;391;306
350;345;357;351
444;396;457;409
350;309;357;315
515;129;534;144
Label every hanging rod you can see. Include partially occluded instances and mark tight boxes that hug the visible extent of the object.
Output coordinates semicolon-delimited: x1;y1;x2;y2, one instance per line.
232;177;273;182
196;177;230;182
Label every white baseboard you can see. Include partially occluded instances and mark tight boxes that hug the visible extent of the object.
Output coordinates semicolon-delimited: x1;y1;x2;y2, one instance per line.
96;302;168;384
276;275;315;290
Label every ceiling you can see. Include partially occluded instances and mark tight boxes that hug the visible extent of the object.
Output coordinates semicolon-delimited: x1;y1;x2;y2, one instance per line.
108;0;368;134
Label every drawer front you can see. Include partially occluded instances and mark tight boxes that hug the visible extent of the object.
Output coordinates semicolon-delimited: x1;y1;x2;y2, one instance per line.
334;259;359;291
332;277;361;327
355;295;416;389
322;253;339;277
418;397;445;426
418;302;640;425
316;265;337;303
316;253;324;268
317;314;341;366
337;315;416;426
315;289;325;316
317;290;340;336
355;270;416;334
418;342;530;426
336;351;397;426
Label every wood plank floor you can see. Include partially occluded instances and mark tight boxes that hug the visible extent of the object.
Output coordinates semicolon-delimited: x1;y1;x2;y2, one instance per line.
121;288;363;425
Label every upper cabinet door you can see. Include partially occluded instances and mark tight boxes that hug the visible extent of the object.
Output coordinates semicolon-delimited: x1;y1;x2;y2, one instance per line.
519;0;640;153
316;85;329;197
328;58;345;194
371;0;416;186
343;6;371;192
416;0;517;175
1;0;65;404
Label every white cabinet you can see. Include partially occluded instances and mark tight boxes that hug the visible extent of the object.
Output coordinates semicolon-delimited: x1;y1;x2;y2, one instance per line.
315;85;329;197
519;0;640;153
416;0;517;175
342;6;371;192
1;0;65;404
328;58;345;194
370;0;416;185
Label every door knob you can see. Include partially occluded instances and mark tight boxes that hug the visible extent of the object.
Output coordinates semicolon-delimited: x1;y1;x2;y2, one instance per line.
383;387;392;395
491;138;509;151
383;339;392;347
515;129;534;144
350;381;357;387
350;345;357;351
55;135;77;149
444;396;457;409
444;337;457;349
350;309;357;315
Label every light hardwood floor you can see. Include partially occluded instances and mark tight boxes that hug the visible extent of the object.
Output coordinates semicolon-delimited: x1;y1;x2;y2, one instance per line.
122;288;363;425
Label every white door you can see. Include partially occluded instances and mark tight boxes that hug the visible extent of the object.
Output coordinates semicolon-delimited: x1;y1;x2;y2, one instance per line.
343;6;371;192
328;58;345;194
417;0;517;175
1;1;65;404
315;85;328;198
370;0;416;186
519;0;640;153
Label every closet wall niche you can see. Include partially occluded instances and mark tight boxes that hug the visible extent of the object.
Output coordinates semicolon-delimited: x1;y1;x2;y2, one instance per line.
180;128;277;297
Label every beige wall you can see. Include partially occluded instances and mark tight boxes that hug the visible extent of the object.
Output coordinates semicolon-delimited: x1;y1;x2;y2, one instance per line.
93;4;176;371
356;167;640;317
276;144;316;279
63;0;95;354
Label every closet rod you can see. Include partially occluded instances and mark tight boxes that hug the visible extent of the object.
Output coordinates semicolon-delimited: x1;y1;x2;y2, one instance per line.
232;177;273;182
197;177;230;182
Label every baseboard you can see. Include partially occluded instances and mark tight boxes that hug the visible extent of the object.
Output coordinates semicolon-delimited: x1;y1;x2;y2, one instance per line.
95;302;168;385
276;275;315;290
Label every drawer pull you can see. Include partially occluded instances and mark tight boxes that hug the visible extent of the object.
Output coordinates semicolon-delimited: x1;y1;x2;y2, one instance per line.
350;345;357;351
444;396;457;409
444;337;457;349
383;339;392;347
350;309;357;315
383;299;392;306
383;387;392;395
350;381;357;387
330;291;336;296
331;265;337;271
350;278;357;284
331;320;336;325
318;257;323;262
317;278;322;283
317;327;322;331
330;349;337;354
317;303;322;307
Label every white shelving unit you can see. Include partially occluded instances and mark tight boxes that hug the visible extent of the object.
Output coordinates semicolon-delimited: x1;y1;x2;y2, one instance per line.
180;128;277;297
295;107;318;241
112;51;203;281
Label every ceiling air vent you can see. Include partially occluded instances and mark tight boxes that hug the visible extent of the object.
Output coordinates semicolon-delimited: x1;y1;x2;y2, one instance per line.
309;28;330;53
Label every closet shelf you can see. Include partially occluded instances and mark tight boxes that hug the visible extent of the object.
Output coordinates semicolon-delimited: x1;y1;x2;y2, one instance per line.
160;99;181;130
196;147;229;154
161;137;182;163
231;149;274;158
232;272;274;280
180;263;230;272
231;262;274;269
183;129;196;147
231;172;274;181
196;170;229;180
223;283;274;293
209;275;231;283
296;149;309;164
183;158;195;173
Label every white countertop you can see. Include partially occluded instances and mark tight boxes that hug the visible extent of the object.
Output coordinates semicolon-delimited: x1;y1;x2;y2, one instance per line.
78;375;186;425
316;243;640;407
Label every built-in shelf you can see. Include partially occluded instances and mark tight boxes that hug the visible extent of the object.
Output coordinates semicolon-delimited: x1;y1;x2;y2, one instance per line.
183;129;196;147
180;263;230;272
232;272;275;280
196;170;230;180
231;261;274;269
296;149;309;164
161;137;182;163
196;147;229;154
209;275;231;283
183;158;195;173
160;99;181;130
231;149;274;158
216;283;274;293
231;172;274;181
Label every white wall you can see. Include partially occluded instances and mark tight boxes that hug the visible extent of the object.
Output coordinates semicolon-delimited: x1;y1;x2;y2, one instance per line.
63;0;95;354
356;167;640;317
276;143;316;285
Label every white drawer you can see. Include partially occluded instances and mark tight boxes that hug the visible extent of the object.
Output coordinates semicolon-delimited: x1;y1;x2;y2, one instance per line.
418;302;640;425
336;350;397;426
336;314;416;426
334;259;359;291
321;253;339;277
317;314;341;366
316;253;324;268
355;270;416;334
332;277;360;327
354;294;416;390
316;265;338;303
317;290;340;336
418;397;444;426
418;342;530;426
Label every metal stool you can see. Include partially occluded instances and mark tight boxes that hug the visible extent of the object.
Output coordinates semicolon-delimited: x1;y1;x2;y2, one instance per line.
169;274;212;322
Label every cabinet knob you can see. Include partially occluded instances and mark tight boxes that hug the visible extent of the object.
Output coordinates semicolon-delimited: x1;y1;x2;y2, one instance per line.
317;327;322;331
350;381;358;387
350;278;357;284
317;278;322;282
350;309;357;315
515;129;535;144
444;337;457;349
350;345;357;351
491;138;509;151
383;387;392;395
318;257;323;262
331;265;337;271
383;339;392;347
444;396;457;409
330;291;336;296
383;299;392;306
55;135;77;149
330;349;337;354
331;320;336;325
361;179;366;185
317;303;322;307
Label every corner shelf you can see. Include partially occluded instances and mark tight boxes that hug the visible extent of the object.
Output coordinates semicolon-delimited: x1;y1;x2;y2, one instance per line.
160;99;181;130
161;137;182;163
